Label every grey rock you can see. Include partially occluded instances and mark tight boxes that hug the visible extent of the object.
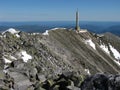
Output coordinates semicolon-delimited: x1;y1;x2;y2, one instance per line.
80;74;108;90
9;72;32;90
37;74;46;82
11;60;24;68
80;74;120;90
0;70;5;79
29;67;38;77
0;79;5;88
67;86;81;90
108;75;120;90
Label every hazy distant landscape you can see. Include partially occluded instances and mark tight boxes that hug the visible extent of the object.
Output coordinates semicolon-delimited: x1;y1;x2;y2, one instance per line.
0;21;120;36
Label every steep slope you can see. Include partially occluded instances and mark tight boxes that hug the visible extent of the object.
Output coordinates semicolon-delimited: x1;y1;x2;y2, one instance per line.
41;29;120;74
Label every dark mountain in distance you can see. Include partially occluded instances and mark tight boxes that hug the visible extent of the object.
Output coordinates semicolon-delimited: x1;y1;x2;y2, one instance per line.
0;21;120;36
81;24;104;33
103;25;120;36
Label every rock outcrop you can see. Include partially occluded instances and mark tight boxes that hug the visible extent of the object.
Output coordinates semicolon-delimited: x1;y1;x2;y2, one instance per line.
81;74;120;90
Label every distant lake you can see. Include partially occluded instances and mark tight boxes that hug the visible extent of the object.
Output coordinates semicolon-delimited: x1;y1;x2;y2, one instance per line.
0;21;120;36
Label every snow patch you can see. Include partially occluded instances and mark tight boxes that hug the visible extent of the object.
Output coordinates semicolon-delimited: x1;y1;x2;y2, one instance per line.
114;60;120;66
85;39;96;50
51;28;66;30
97;34;104;38
32;33;39;35
3;57;12;63
3;34;6;38
30;33;40;35
51;28;59;30
100;44;110;54
10;55;17;60
2;28;19;34
42;28;66;35
3;65;9;73
85;69;91;75
20;50;32;62
42;30;49;35
2;28;20;38
15;34;20;38
100;43;120;60
79;29;87;33
61;28;66;29
109;45;120;60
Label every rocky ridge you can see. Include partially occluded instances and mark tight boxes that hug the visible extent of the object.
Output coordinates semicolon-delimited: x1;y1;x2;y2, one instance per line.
0;28;120;90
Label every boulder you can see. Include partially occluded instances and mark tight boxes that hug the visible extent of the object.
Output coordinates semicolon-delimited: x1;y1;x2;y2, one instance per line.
29;67;38;77
80;74;108;90
37;74;46;82
11;60;24;68
108;74;120;90
9;72;32;90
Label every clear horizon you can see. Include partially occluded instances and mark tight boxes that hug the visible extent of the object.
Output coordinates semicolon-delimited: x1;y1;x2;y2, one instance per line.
0;20;118;22
0;0;120;22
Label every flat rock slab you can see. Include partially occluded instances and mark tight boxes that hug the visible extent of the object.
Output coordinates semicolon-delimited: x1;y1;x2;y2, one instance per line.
9;72;32;90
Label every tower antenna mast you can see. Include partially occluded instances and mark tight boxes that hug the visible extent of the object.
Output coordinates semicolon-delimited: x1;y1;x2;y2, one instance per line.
75;9;80;32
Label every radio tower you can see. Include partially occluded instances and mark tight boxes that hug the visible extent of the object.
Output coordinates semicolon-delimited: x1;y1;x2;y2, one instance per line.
75;9;80;32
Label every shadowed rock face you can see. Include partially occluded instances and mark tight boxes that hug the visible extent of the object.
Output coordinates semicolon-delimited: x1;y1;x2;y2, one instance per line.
81;74;120;90
0;28;120;90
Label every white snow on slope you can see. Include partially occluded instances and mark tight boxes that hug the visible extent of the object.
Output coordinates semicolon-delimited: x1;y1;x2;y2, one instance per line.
51;28;66;30
42;28;66;35
42;30;49;35
109;45;120;60
85;69;91;75
3;65;9;73
85;39;96;50
2;28;19;34
10;55;17;60
2;28;20;37
79;29;87;33
3;57;12;63
100;44;110;54
100;43;120;60
114;60;120;66
21;51;32;62
51;28;59;30
15;34;20;38
31;33;40;35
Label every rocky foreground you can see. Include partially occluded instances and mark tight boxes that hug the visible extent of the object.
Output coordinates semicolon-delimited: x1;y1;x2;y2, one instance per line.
0;28;120;90
1;71;120;90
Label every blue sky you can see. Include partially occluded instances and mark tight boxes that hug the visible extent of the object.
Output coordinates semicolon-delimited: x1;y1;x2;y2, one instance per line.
0;0;120;21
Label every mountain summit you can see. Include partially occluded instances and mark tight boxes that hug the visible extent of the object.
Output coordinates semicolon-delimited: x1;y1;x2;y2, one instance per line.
0;28;120;89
